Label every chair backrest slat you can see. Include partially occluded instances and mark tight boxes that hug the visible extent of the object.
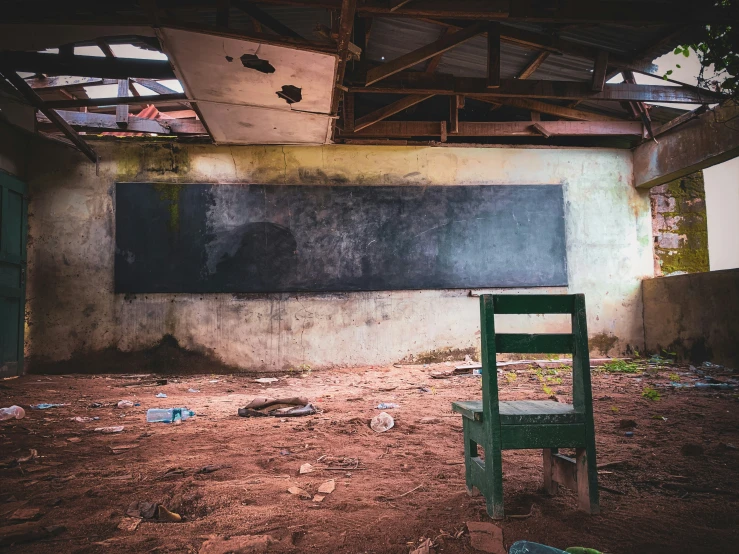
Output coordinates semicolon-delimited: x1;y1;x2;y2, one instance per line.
493;294;575;314
496;333;573;354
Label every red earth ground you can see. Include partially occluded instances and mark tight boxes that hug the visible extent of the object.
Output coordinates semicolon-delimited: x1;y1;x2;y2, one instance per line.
0;361;737;553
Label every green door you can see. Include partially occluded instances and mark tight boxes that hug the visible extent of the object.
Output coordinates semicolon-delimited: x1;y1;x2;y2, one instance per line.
0;171;27;377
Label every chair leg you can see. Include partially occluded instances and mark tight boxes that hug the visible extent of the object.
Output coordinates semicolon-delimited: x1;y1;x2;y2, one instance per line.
464;435;480;497
542;448;559;495
576;446;600;514
484;441;504;520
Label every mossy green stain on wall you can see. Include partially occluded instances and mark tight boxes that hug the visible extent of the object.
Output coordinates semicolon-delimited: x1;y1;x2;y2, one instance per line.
154;183;182;233
652;171;710;275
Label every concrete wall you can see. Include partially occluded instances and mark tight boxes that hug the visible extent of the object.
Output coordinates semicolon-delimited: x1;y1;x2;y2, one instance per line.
0;120;31;178
643;269;739;367
25;141;653;371
704;157;739;271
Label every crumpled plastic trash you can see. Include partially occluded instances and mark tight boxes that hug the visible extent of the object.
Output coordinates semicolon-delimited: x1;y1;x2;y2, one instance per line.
31;403;68;410
0;406;25;421
117;400;134;409
238;396;316;418
155;393;168;398
376;403;399;409
95;426;124;433
187;388;200;393
126;501;182;522
370;411;394;433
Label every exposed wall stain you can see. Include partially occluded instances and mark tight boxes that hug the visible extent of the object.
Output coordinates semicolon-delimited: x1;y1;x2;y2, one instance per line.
26;334;244;375
589;332;619;355
407;346;478;364
154;182;182;233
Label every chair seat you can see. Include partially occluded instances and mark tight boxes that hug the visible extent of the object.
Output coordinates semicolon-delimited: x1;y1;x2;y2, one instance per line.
452;400;584;425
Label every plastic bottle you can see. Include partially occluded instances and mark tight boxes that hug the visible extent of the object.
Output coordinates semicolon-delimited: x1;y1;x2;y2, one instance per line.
0;406;25;421
146;407;195;424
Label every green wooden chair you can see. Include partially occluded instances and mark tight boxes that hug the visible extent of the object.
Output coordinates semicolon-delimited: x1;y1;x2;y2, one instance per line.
452;294;599;519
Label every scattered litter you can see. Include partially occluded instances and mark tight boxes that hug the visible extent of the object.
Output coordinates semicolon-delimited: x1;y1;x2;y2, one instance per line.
370;411;394;433
473;368;482;376
16;449;38;463
72;416;99;422
238;397;316;418
146;408;195;424
89;402;104;408
280;449;291;456
419;417;440;424
120;378;168;388
67;437;81;443
287;486;311;499
379;483;423;501
109;444;139;454
624;431;634;438
187;388;200;393
10;507;42;521
455;363;482;371
299;463;314;474
430;371;452;379
254;378;278;384
95;426;124;434
466;521;506;554
117;517;141;531
410;538;434;554
510;542;568;554
155;393;168;398
197;464;230;474
376;402;399;409
31;403;68;410
418;387;431;392
0;405;25;421
117;400;134;409
126;501;181;522
317;479;335;494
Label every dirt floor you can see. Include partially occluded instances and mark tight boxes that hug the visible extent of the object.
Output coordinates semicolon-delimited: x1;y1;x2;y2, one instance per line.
1;360;738;554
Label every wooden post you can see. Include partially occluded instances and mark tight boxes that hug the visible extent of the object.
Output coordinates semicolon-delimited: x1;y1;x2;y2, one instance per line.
116;78;129;127
449;95;459;134
486;22;501;88
592;50;609;92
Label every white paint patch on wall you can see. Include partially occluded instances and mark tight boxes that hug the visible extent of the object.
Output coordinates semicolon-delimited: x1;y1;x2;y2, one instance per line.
25;143;653;370
704;157;739;271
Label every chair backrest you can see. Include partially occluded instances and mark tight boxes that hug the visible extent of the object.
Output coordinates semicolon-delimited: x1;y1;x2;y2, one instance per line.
479;294;592;420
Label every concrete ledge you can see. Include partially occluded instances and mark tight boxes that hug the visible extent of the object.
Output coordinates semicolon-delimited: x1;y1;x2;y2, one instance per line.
643;269;739;367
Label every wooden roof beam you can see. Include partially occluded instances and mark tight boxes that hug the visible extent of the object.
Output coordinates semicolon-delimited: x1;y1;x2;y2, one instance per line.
331;0;358;115
354;94;434;131
340;120;644;137
351;75;726;104
0;67;98;163
1;51;176;80
517;51;550;80
42;93;188;109
37;109;206;135
365;22;486;86
468;96;624;122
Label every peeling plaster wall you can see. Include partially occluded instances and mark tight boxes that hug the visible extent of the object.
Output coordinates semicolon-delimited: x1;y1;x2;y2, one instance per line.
25;141;652;370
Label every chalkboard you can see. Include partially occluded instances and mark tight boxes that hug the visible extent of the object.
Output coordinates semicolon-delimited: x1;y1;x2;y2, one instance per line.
115;183;567;293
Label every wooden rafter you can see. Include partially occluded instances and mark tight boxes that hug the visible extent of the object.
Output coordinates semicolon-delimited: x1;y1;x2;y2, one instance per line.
592;51;608;92
331;0;358;114
42;94;188;109
425;28;453;73
0;51;175;80
231;0;305;39
354;94;434;131
0;67;98;163
365;22;486;86
116;78;129;127
340;120;644;137
518;52;549;80
37;110;206;135
468;96;624;122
